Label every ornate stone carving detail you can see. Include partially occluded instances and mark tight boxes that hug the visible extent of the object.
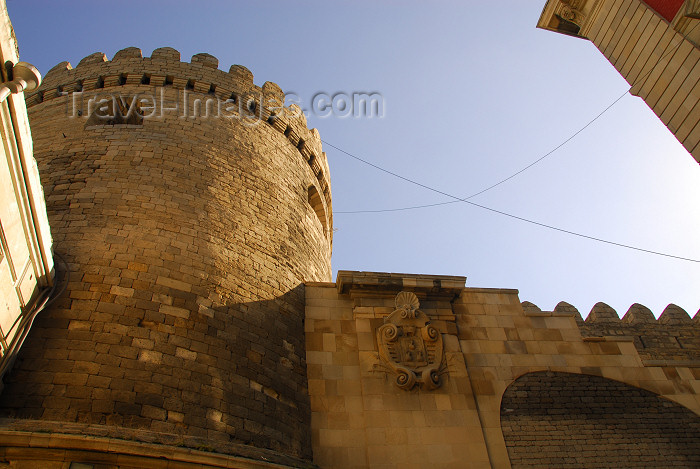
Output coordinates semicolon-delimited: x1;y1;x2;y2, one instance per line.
685;0;700;19
559;0;585;27
376;291;444;390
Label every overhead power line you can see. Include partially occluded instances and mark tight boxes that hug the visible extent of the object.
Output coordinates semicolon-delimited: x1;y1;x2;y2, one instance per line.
319;22;700;263
327;89;628;214
324;142;700;264
328;90;627;214
332;20;700;215
329;90;627;214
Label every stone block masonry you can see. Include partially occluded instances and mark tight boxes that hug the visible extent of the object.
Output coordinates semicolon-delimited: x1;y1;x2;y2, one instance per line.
1;3;699;466
0;46;332;465
306;271;700;468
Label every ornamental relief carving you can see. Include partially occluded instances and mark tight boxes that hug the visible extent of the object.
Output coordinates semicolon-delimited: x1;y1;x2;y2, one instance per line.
685;0;700;19
375;291;445;391
559;0;585;27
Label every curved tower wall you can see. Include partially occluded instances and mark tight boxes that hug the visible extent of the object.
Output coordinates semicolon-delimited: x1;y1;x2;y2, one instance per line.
0;46;332;460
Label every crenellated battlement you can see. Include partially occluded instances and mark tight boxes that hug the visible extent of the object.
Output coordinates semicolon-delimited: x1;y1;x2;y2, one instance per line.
27;47;332;230
521;300;699;325
305;275;700;467
522;300;700;363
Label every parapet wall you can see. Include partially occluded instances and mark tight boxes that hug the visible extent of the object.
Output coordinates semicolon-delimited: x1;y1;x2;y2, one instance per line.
305;271;700;468
522;300;700;363
27;46;333;236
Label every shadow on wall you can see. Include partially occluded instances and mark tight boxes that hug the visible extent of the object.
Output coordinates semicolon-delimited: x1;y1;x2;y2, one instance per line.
0;283;312;465
501;371;700;468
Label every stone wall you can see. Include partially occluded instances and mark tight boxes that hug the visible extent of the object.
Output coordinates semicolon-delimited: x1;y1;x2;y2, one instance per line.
0;47;332;463
573;302;700;363
305;273;489;469
306;271;700;468
501;371;700;468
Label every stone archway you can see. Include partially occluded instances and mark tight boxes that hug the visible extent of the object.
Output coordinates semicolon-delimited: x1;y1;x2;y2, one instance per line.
500;371;700;468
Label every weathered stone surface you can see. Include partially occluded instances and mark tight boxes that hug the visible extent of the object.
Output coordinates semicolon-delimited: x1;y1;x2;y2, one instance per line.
307;278;700;469
586;302;620;323
191;52;218;69
622;303;655;324
113;47;143;60
77;51;107;67
150;46;180;62
502;372;700;468
0;51;333;462
520;301;541;314
659;304;692;325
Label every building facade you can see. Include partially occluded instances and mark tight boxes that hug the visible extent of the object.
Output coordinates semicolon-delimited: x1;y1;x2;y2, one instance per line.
0;1;697;468
538;0;700;165
0;0;54;395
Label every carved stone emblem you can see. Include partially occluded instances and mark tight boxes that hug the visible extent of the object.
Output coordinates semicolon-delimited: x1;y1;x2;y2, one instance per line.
376;292;444;390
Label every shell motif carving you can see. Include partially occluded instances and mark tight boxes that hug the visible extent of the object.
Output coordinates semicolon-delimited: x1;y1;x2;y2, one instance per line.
395;291;420;319
376;291;444;390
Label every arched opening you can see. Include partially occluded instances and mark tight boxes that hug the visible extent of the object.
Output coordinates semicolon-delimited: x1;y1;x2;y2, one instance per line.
500;371;700;468
307;185;327;236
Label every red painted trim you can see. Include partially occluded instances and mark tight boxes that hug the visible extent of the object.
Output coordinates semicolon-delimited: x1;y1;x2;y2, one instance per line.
643;0;684;22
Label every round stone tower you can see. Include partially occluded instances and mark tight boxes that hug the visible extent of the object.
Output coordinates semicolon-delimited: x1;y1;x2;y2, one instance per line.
0;47;332;465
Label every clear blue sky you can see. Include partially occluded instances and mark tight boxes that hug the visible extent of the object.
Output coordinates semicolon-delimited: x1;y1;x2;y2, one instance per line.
8;0;700;318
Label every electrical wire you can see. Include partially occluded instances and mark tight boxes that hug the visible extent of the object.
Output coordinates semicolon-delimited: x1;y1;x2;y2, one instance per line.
331;20;700;215
324;142;700;263
318;21;700;263
327;90;629;214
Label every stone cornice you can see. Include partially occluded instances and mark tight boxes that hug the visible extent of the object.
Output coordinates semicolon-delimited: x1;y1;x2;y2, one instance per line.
537;0;605;39
336;270;466;301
